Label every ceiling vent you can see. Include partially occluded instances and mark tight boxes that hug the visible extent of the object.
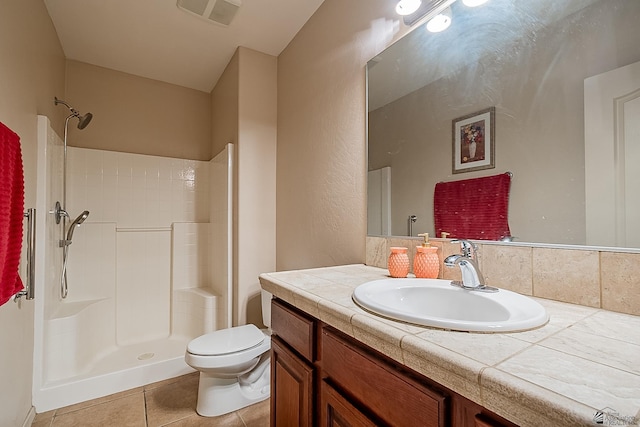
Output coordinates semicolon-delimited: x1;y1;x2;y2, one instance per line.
177;0;241;26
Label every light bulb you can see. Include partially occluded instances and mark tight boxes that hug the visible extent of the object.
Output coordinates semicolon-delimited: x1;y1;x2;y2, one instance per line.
426;7;452;32
462;0;489;6
395;0;422;16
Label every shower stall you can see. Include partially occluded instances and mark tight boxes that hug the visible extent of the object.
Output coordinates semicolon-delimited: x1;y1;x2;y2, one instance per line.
32;115;234;411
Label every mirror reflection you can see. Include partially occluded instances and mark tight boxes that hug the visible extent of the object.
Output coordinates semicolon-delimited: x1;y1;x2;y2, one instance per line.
367;0;640;248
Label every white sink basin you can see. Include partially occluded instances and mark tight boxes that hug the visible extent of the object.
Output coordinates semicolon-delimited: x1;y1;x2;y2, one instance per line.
352;278;549;333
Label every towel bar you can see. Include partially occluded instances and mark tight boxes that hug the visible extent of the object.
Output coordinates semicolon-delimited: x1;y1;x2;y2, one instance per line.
14;208;35;302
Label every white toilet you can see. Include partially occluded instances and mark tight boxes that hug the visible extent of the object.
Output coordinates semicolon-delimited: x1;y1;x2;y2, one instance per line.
185;290;272;417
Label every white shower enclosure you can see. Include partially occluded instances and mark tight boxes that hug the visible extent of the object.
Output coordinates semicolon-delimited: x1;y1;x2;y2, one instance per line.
32;115;234;411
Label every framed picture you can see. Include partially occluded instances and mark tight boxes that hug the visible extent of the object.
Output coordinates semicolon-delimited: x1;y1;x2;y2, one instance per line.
452;107;495;174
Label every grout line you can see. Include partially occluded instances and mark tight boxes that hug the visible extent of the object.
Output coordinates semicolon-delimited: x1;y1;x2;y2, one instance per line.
143;388;149;427
598;250;603;309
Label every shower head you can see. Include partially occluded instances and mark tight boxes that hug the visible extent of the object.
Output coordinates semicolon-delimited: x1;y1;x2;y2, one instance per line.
77;112;93;129
66;210;90;243
55;97;93;129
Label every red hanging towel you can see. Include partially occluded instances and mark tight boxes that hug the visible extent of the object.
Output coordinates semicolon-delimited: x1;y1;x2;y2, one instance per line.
0;122;25;306
434;173;511;241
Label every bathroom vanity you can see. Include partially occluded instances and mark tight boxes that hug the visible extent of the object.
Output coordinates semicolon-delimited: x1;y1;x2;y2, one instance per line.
260;264;640;427
270;297;515;426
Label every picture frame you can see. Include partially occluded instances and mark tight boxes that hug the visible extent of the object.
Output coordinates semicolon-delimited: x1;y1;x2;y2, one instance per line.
452;107;495;174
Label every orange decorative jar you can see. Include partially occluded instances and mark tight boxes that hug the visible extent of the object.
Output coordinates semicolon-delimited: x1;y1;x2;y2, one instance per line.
414;246;440;278
388;247;410;278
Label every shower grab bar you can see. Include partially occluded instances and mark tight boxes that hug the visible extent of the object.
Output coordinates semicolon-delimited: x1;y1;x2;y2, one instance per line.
15;208;36;302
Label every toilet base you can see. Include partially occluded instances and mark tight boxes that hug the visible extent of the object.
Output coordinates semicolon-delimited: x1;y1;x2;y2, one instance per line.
195;360;270;417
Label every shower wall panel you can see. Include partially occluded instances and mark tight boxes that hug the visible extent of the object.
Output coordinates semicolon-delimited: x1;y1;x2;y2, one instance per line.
171;222;217;338
66;148;210;227
116;230;171;345
172;222;211;290
65;148;211;345
34;117;64;391
65;223;116;301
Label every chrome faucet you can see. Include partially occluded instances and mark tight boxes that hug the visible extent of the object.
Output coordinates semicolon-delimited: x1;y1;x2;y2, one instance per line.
444;239;498;292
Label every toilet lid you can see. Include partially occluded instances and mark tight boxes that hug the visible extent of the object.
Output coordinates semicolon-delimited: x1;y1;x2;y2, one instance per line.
187;324;265;356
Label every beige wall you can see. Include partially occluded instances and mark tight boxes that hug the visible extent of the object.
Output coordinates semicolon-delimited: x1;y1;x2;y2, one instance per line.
66;60;212;160
276;0;409;270
211;51;239;157
0;1;66;425
211;48;277;326
236;48;277;326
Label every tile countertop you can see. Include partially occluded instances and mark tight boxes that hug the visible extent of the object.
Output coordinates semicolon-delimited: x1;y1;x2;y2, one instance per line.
258;264;640;427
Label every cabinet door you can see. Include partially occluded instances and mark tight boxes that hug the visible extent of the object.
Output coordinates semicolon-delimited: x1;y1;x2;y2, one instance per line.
271;336;314;427
320;380;379;427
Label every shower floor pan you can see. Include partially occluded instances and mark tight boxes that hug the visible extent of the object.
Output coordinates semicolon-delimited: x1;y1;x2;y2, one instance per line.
34;336;194;412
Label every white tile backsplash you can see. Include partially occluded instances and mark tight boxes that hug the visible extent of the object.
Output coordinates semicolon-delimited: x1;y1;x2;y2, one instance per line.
67;147;210;228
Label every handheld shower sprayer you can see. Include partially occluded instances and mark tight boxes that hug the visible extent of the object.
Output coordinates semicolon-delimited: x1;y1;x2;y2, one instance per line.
66;210;90;243
54;97;93;129
60;210;90;246
59;210;89;299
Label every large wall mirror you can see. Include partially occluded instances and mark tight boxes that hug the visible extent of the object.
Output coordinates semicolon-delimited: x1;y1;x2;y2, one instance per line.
367;0;640;248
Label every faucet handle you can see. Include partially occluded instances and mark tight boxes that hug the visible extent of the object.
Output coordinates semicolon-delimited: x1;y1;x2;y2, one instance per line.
451;239;477;258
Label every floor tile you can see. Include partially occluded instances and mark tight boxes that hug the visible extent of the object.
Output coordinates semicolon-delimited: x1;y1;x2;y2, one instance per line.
237;399;270;427
55;386;144;415
32;373;271;427
33;410;55;423
50;393;146;427
145;373;199;426
145;372;198;392
162;412;245;426
31;419;52;427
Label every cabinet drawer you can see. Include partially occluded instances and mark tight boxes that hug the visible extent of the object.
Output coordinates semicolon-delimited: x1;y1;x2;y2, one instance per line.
271;298;315;361
321;380;378;427
322;328;447;427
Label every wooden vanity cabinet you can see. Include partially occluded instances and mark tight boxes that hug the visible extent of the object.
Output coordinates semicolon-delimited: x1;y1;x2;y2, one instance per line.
451;394;517;427
270;298;516;427
271;337;314;426
270;299;317;427
321;380;378;427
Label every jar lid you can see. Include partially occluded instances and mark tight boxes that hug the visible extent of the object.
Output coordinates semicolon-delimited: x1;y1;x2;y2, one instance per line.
390;246;408;253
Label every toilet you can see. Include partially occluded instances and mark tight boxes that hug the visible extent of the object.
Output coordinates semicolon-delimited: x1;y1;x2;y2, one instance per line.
185;290;272;417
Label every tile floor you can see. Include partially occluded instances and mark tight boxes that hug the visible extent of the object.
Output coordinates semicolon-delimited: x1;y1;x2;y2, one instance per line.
31;372;270;427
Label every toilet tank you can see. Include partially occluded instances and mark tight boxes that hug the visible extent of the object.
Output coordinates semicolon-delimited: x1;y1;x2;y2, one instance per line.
261;289;273;328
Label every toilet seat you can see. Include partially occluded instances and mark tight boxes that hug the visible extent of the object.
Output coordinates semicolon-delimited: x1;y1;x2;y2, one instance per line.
188;324;265;356
185;325;270;370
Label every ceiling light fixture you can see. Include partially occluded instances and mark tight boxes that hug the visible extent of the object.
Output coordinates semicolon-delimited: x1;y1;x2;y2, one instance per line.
426;7;452;32
395;0;422;16
462;0;489;7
